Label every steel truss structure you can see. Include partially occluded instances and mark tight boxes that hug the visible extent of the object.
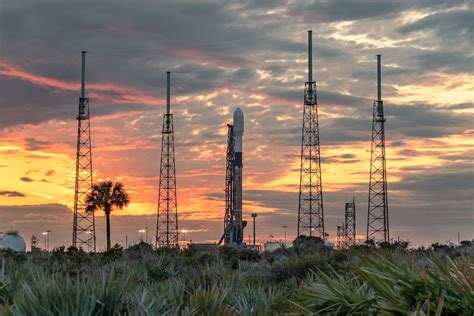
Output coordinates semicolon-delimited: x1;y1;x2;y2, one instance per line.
367;55;389;243
156;72;179;248
298;30;325;238
345;198;356;246
72;52;96;252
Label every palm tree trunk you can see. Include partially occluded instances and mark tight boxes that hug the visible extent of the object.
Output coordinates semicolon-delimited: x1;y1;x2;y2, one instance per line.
106;206;111;251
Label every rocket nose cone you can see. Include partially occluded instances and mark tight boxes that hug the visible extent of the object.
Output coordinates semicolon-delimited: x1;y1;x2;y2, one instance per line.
233;108;244;133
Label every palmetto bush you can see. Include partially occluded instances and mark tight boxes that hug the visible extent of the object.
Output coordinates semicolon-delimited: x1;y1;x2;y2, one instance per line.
0;244;472;315
293;253;474;315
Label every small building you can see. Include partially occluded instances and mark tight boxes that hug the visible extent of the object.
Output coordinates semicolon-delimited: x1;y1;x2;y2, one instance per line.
0;230;26;252
189;243;219;251
264;241;283;252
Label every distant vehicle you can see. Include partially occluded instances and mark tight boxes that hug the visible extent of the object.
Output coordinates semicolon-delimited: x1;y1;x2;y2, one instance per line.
0;230;26;252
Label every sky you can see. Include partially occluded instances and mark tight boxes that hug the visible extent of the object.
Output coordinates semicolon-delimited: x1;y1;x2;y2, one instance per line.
0;0;473;250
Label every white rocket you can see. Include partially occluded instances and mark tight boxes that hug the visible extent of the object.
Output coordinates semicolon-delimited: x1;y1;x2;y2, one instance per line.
233;108;244;243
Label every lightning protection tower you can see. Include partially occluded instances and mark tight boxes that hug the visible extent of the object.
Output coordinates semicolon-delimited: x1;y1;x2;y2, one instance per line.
156;72;179;248
367;55;389;243
297;30;325;239
345;198;356;246
72;51;96;252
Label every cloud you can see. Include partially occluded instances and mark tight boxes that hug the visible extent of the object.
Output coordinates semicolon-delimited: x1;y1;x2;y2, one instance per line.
24;138;51;151
20;176;34;182
45;170;55;176
0;190;26;197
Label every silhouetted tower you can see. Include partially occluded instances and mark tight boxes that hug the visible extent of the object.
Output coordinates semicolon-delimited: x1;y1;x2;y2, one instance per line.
367;55;389;243
336;223;345;249
31;234;39;252
156;72;179;248
220;124;235;245
298;30;325;238
72;51;96;252
345;198;356;246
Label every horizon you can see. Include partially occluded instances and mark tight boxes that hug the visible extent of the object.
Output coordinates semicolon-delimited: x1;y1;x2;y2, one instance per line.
1;0;473;250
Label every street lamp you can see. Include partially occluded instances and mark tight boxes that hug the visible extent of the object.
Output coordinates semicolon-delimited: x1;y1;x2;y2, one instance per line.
251;213;257;247
181;229;188;246
282;225;287;245
42;230;51;251
139;228;148;243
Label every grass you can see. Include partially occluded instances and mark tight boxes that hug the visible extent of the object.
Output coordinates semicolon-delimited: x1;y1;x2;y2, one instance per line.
0;240;472;315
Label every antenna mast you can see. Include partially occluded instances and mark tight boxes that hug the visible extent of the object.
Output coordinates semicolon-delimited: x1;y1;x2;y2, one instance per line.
297;30;325;239
72;51;96;252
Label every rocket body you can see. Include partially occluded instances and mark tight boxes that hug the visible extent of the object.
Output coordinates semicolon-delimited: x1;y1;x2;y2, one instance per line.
233;108;244;243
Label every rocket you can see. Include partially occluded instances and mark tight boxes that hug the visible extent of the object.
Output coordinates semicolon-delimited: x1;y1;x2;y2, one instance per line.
233;108;244;243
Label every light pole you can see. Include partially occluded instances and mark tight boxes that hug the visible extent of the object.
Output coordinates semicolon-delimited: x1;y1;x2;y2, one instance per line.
86;230;92;252
139;229;146;242
282;225;287;245
42;230;51;251
251;213;257;247
181;229;188;247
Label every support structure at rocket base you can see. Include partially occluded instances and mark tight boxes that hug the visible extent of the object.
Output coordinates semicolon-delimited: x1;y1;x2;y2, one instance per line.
219;108;247;246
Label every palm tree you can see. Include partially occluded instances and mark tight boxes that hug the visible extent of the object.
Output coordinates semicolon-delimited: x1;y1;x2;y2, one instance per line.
85;180;130;251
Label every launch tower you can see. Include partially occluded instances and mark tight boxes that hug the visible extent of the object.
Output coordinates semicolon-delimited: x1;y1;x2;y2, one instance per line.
219;109;246;246
297;30;325;238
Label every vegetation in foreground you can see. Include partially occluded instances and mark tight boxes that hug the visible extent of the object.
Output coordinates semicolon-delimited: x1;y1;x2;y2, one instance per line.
0;238;473;315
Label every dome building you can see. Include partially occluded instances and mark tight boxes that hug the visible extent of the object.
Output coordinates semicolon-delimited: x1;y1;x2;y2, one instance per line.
0;230;27;252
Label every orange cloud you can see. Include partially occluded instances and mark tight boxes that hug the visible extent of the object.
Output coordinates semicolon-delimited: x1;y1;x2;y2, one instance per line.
0;61;165;105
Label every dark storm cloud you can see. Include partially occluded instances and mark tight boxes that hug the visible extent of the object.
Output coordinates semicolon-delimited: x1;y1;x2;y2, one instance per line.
0;190;26;197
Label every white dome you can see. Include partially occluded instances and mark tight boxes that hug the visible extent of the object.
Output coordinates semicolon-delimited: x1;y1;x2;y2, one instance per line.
0;231;26;252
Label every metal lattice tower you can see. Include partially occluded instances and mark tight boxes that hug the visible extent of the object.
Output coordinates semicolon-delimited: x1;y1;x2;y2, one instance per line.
156;72;179;248
222;124;235;244
72;51;96;252
336;223;345;249
345;198;356;246
298;30;325;238
367;55;389;243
